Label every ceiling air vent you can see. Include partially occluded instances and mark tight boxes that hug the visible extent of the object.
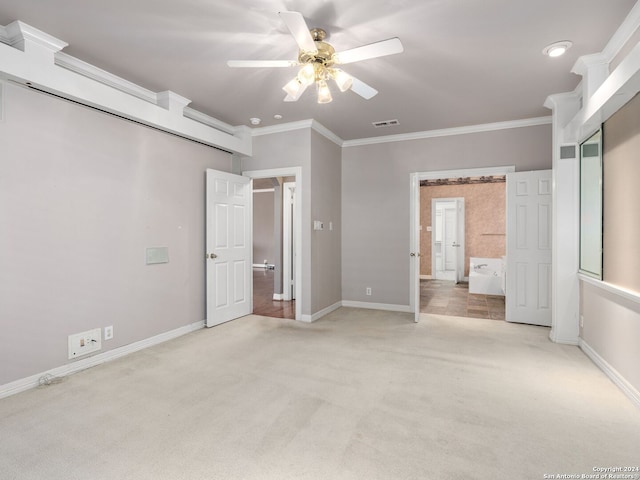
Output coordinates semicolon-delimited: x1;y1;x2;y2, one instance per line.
372;119;400;128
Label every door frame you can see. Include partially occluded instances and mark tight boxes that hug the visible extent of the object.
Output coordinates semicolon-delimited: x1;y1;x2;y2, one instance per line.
282;181;296;301
409;166;515;318
244;167;302;321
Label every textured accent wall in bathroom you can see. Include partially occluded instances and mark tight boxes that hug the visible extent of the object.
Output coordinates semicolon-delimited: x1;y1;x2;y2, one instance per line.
420;182;506;277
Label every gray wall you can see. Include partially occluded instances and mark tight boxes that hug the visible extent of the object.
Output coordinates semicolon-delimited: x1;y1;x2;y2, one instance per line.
310;130;342;312
0;83;231;385
341;125;552;306
242;130;313;315
242;128;343;317
252;190;275;265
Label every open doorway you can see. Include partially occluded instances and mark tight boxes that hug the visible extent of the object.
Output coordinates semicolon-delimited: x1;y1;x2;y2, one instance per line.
410;166;513;321
244;167;302;321
251;177;296;319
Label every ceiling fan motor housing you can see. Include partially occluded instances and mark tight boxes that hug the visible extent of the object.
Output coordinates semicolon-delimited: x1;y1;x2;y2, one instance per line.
298;28;336;67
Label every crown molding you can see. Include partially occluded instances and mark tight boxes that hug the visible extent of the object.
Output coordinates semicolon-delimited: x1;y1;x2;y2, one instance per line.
56;53;238;138
53;54;239;135
310;119;343;146
251;116;552;148
182;107;237;135
251;119;344;147
2;20;68;52
572;53;609;77
156;90;191;112
251;119;314;137
1;21;251;155
0;25;8;45
601;0;640;62
342;116;552;148
54;52;158;103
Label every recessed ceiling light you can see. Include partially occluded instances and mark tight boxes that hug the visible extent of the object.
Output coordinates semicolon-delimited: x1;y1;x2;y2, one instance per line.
249;117;261;125
274;114;283;120
543;41;573;57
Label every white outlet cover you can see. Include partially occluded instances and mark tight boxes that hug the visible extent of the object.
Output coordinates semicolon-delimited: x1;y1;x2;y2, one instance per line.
104;325;114;340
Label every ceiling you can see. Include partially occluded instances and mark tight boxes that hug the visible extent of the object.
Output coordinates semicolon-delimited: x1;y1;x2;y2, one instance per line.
0;0;637;140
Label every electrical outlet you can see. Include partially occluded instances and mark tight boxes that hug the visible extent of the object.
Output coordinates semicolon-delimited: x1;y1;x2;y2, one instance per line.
580;315;584;328
104;325;113;340
68;328;102;359
366;287;372;296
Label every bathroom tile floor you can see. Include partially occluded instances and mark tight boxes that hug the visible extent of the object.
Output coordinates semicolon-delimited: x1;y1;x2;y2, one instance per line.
420;279;505;320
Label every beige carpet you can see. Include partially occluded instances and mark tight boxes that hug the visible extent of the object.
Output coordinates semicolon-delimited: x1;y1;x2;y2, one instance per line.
1;308;639;480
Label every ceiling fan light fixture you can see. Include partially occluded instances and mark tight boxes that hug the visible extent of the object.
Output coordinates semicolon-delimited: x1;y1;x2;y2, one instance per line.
297;64;315;86
331;68;353;92
283;77;306;100
317;80;332;104
228;11;404;104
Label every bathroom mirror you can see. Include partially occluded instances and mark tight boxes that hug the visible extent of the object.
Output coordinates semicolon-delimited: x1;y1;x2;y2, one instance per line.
579;129;602;279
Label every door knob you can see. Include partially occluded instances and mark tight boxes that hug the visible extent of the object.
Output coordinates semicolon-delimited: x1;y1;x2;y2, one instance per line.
206;253;218;259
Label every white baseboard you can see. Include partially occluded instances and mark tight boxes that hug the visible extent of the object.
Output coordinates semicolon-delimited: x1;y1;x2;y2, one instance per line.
580;339;640;410
420;275;432;280
272;293;283;301
299;301;342;323
341;301;412;313
0;320;205;399
549;329;580;345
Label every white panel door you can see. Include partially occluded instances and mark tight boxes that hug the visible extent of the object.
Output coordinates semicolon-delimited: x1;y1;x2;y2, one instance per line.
443;206;457;271
506;170;552;326
433;198;464;283
206;169;252;327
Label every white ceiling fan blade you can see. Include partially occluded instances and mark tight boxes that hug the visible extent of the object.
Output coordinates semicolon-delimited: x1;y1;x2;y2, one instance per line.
350;76;378;99
227;60;297;68
283;94;298;102
334;37;403;64
279;11;318;54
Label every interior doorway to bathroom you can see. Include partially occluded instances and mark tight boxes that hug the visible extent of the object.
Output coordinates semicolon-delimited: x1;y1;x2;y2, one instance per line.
409;166;514;320
431;198;465;283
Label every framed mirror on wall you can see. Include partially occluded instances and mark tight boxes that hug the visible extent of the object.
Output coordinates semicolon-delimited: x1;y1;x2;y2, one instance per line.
579;129;603;279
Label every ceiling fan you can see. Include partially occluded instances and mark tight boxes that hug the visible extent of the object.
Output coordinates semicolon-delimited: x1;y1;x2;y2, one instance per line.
227;11;404;104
